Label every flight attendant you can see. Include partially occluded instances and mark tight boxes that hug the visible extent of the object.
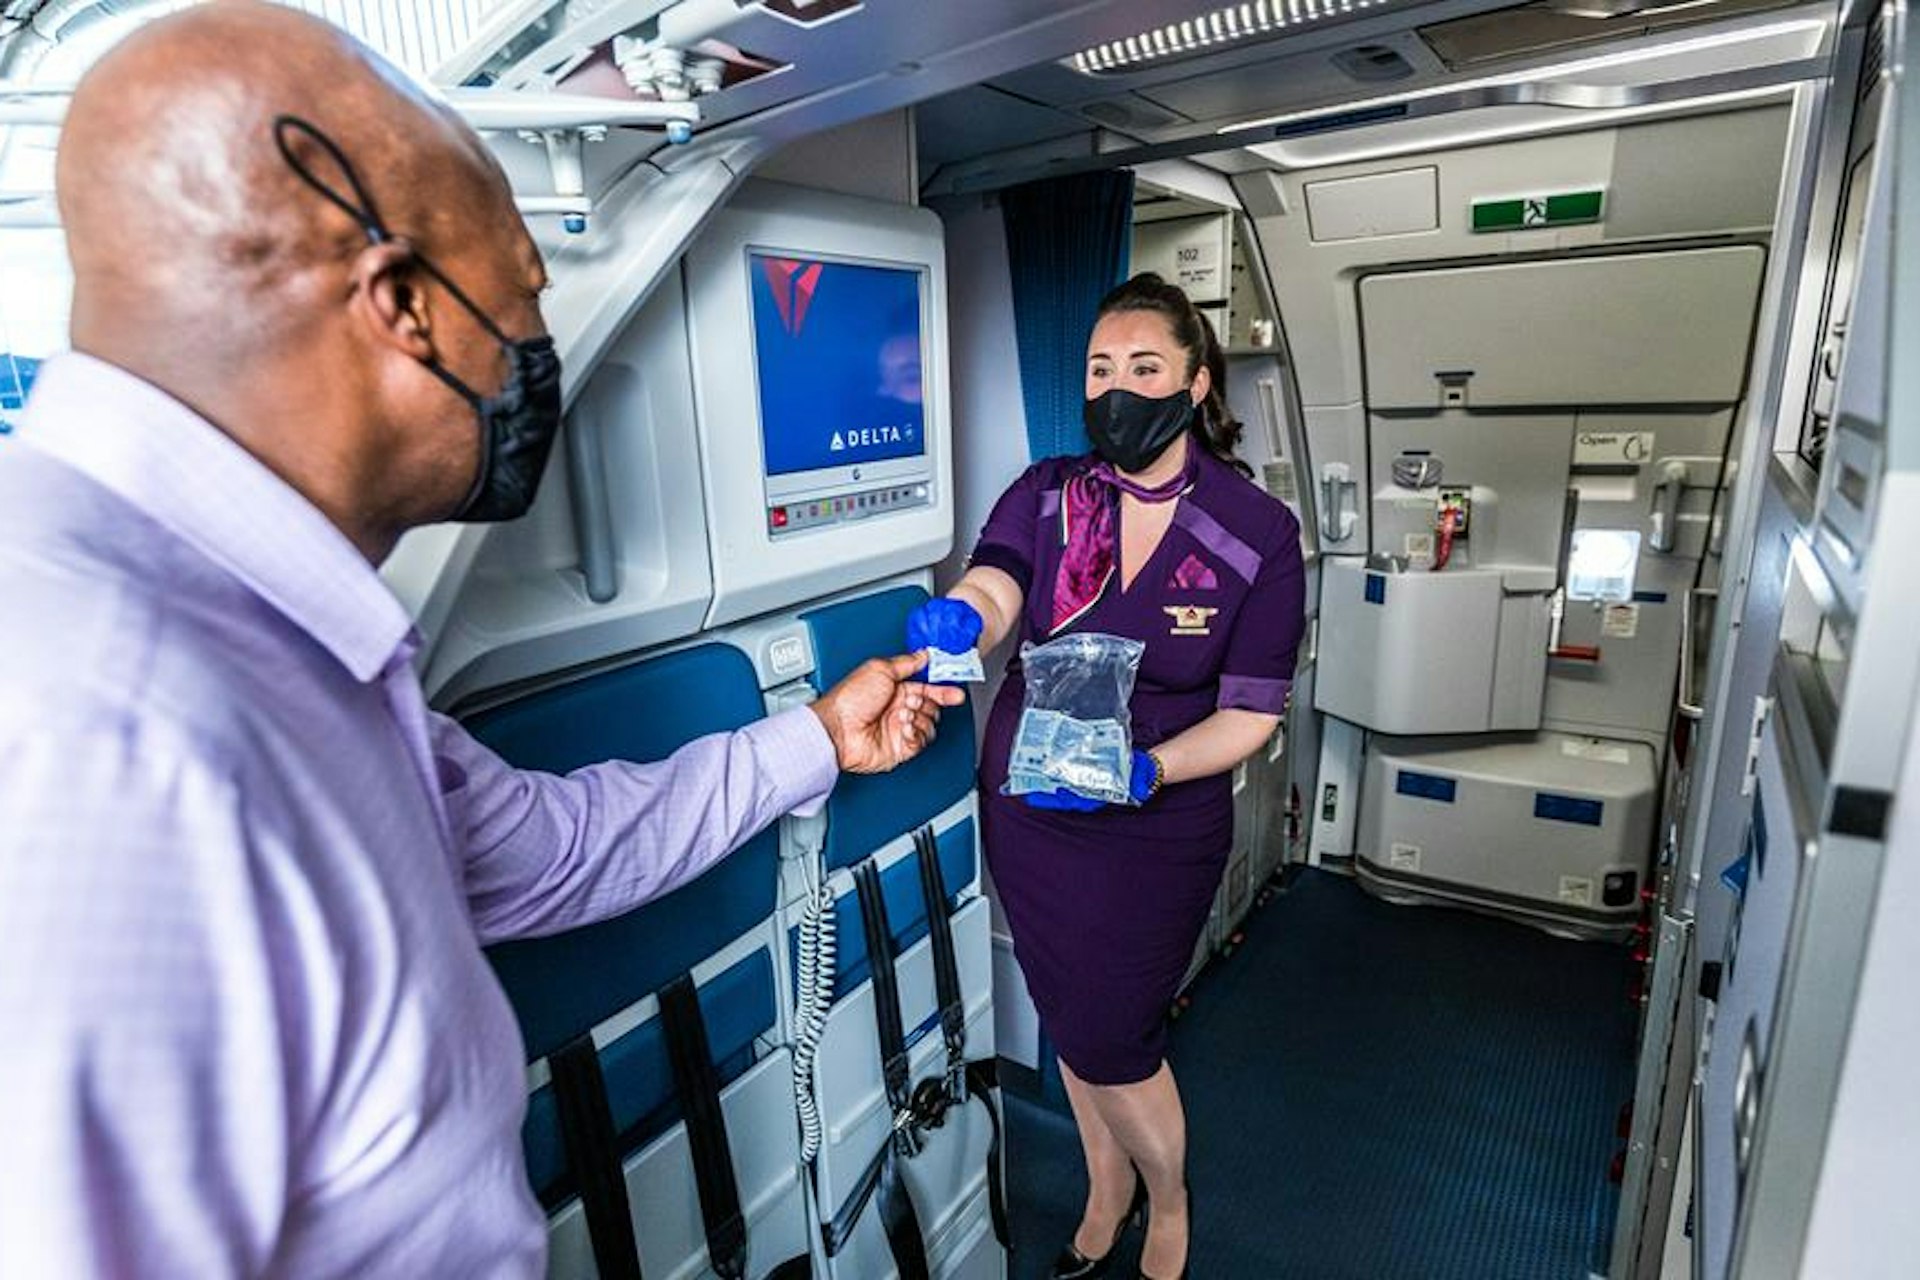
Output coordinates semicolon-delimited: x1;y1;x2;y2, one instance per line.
908;273;1307;1279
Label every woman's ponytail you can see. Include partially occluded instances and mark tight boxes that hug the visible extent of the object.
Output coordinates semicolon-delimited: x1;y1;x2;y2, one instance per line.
1094;272;1252;478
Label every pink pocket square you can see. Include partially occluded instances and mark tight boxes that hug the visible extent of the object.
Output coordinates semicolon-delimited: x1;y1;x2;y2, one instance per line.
1169;553;1219;591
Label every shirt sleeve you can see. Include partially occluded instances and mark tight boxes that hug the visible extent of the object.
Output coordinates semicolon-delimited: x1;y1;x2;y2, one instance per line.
968;462;1051;595
0;719;295;1280
1217;511;1308;716
439;705;839;945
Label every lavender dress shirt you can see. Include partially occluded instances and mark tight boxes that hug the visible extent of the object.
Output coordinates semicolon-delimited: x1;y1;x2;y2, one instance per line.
0;353;838;1277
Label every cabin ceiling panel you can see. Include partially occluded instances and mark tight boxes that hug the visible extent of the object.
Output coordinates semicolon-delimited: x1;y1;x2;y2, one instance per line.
913;86;1092;169
1416;0;1806;69
649;0;1170;132
678;0;1331;161
979;0;1503;110
1132;30;1447;124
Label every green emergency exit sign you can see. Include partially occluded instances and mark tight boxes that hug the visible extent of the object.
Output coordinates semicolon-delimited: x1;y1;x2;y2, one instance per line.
1471;189;1605;232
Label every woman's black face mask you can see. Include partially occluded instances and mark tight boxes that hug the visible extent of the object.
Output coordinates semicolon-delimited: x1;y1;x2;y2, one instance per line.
273;115;563;524
1083;387;1196;474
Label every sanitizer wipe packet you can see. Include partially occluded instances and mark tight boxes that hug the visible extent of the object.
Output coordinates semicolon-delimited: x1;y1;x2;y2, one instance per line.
926;646;985;684
1002;632;1145;805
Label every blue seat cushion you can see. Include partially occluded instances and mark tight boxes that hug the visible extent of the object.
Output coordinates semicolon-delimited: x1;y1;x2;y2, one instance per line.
522;950;777;1208
465;642;780;1058
803;586;977;872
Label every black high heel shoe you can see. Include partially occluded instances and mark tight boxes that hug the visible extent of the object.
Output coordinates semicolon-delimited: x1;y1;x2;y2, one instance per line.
1050;1176;1148;1279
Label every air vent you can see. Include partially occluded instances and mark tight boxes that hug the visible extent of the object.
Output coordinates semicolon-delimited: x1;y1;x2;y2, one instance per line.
1332;44;1416;81
1860;3;1887;101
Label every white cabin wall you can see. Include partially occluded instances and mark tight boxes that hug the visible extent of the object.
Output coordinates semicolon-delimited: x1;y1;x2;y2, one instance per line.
1796;679;1920;1277
1242;104;1792;876
1254;102;1791;416
754;109;919;206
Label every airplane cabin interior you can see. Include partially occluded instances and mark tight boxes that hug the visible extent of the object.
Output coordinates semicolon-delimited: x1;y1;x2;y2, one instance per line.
2;0;1917;1276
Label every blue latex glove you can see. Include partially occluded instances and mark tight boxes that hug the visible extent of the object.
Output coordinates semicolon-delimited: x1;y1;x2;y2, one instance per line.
1127;748;1160;804
906;597;984;657
1022;787;1106;812
1021;751;1159;812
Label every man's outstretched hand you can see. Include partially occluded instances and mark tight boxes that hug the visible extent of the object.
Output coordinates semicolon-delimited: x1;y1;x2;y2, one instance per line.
811;652;966;774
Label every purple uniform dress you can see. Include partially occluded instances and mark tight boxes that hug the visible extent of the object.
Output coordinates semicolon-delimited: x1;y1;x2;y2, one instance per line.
971;447;1306;1085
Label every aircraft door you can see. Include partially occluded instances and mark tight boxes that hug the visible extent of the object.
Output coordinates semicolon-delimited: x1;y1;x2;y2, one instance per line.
1327;246;1766;933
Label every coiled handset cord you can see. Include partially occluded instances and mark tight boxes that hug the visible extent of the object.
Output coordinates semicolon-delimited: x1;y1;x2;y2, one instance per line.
791;848;835;1164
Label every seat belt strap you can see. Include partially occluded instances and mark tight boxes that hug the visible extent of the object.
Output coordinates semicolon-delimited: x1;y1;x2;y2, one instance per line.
911;826;1011;1251
966;1059;1011;1249
550;1033;645;1280
854;858;916;1155
658;973;750;1280
763;1254;814;1280
875;1134;930;1280
826;858;931;1280
821;1126;930;1279
913;826;968;1088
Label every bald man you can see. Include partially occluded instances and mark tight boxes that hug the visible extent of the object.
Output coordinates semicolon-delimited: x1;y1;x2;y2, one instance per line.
0;4;961;1276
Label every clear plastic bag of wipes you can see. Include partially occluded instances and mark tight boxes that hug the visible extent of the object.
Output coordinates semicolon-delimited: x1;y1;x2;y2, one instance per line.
1003;632;1146;805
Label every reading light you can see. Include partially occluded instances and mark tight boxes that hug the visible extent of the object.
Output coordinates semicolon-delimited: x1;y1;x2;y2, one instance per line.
1070;0;1406;74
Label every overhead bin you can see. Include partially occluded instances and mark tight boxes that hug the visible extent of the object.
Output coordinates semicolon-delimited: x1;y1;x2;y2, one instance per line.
1359;245;1766;410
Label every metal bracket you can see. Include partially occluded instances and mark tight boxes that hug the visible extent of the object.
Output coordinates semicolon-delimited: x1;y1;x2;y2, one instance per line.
1318;462;1357;544
1434;368;1473;409
1740;695;1776;798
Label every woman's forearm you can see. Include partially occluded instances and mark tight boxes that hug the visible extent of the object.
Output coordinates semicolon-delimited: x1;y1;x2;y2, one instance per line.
1150;708;1281;787
947;566;1024;655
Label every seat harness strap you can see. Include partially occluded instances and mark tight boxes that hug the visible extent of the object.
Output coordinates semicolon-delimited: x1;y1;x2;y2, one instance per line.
550;1033;645;1280
659;972;750;1280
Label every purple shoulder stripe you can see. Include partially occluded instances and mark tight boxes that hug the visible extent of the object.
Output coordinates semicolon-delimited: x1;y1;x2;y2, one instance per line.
1173;502;1261;585
1218;675;1291;715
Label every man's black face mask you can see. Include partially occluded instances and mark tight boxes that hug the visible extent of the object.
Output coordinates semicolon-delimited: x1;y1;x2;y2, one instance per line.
273;115;562;524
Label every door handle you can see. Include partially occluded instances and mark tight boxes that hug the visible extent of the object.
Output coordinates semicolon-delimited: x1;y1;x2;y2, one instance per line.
1319;462;1357;545
1649;460;1688;553
1678;586;1718;721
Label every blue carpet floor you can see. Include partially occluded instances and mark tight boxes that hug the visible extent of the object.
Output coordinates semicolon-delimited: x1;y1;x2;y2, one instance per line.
1002;867;1638;1279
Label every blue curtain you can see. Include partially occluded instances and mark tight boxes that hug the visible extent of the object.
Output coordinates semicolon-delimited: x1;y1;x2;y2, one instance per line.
1001;170;1135;461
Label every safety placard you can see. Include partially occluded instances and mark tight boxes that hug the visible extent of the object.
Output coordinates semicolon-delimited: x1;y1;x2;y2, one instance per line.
1174;237;1222;296
1562;738;1633;766
1602;603;1641;639
1133;213;1232;305
1574;430;1656;466
1472;189;1606;232
1558;876;1596;906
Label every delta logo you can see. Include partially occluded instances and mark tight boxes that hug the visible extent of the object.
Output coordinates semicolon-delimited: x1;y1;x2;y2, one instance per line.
761;257;823;335
830;425;911;452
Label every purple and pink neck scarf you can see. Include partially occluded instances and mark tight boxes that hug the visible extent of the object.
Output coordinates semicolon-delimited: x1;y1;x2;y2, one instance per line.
1050;453;1198;634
